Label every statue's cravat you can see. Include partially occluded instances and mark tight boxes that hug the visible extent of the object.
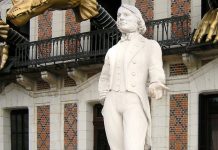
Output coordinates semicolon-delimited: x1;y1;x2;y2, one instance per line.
120;32;138;42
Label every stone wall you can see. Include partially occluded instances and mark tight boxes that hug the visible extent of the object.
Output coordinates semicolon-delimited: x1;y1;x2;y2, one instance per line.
0;73;100;150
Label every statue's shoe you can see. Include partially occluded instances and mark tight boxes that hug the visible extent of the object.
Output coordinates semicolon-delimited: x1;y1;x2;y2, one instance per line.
7;0;98;26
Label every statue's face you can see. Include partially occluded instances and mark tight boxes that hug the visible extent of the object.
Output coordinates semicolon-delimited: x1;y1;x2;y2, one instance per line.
117;7;138;33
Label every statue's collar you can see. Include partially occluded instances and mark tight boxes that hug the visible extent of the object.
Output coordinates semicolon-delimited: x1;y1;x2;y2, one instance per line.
120;32;140;42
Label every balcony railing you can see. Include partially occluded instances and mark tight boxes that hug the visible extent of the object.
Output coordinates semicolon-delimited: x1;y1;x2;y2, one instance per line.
146;15;190;47
14;15;191;70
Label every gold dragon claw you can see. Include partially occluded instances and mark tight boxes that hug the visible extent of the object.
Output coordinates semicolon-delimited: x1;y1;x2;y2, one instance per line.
7;0;98;26
0;20;9;40
7;0;53;26
0;44;9;70
193;8;218;44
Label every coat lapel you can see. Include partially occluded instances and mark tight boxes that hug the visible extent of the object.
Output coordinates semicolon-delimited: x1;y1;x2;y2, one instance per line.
124;34;146;67
109;34;147;80
109;44;118;81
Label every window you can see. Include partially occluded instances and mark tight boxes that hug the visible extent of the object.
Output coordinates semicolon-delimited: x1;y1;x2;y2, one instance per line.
11;109;29;150
199;94;218;150
93;104;110;150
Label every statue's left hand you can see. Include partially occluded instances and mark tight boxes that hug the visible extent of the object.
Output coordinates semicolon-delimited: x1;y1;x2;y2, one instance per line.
148;82;169;100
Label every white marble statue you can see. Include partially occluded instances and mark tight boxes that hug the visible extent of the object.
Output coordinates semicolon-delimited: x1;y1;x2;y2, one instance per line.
98;4;168;150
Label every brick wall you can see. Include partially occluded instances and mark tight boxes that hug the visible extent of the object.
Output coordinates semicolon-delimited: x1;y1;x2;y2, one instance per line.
37;105;50;150
171;0;191;38
169;63;188;76
169;94;188;150
170;3;190;149
136;0;154;21
64;103;77;150
64;76;77;87
171;0;191;16
136;0;154;38
38;11;52;40
65;9;80;35
38;11;52;58
36;79;50;90
65;9;80;54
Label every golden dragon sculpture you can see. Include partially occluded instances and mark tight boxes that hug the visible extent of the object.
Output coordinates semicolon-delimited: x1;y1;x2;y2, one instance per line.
0;20;9;70
6;0;99;26
193;0;218;43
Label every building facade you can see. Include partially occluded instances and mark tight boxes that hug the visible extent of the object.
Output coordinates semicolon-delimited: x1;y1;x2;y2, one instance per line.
0;0;217;150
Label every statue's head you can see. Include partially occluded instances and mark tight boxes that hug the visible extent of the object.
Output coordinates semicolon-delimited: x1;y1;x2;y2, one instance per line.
116;4;146;35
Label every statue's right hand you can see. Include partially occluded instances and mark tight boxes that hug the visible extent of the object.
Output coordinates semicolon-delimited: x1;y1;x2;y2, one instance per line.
0;20;9;40
148;82;169;100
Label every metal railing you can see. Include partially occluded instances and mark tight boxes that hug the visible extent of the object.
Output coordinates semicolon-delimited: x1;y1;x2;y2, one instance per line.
15;29;121;68
14;15;191;69
146;15;190;47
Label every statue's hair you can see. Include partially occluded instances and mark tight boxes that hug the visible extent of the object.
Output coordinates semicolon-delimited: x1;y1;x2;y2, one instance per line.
117;4;146;35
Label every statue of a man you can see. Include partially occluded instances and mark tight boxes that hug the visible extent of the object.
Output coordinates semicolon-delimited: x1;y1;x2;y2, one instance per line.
98;4;168;150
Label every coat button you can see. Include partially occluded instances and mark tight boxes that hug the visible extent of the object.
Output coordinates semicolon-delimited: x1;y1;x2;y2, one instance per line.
131;72;136;76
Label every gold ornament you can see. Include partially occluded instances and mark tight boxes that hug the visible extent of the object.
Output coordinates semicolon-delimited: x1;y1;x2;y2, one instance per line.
193;8;218;43
0;44;9;70
7;0;99;26
0;20;9;40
